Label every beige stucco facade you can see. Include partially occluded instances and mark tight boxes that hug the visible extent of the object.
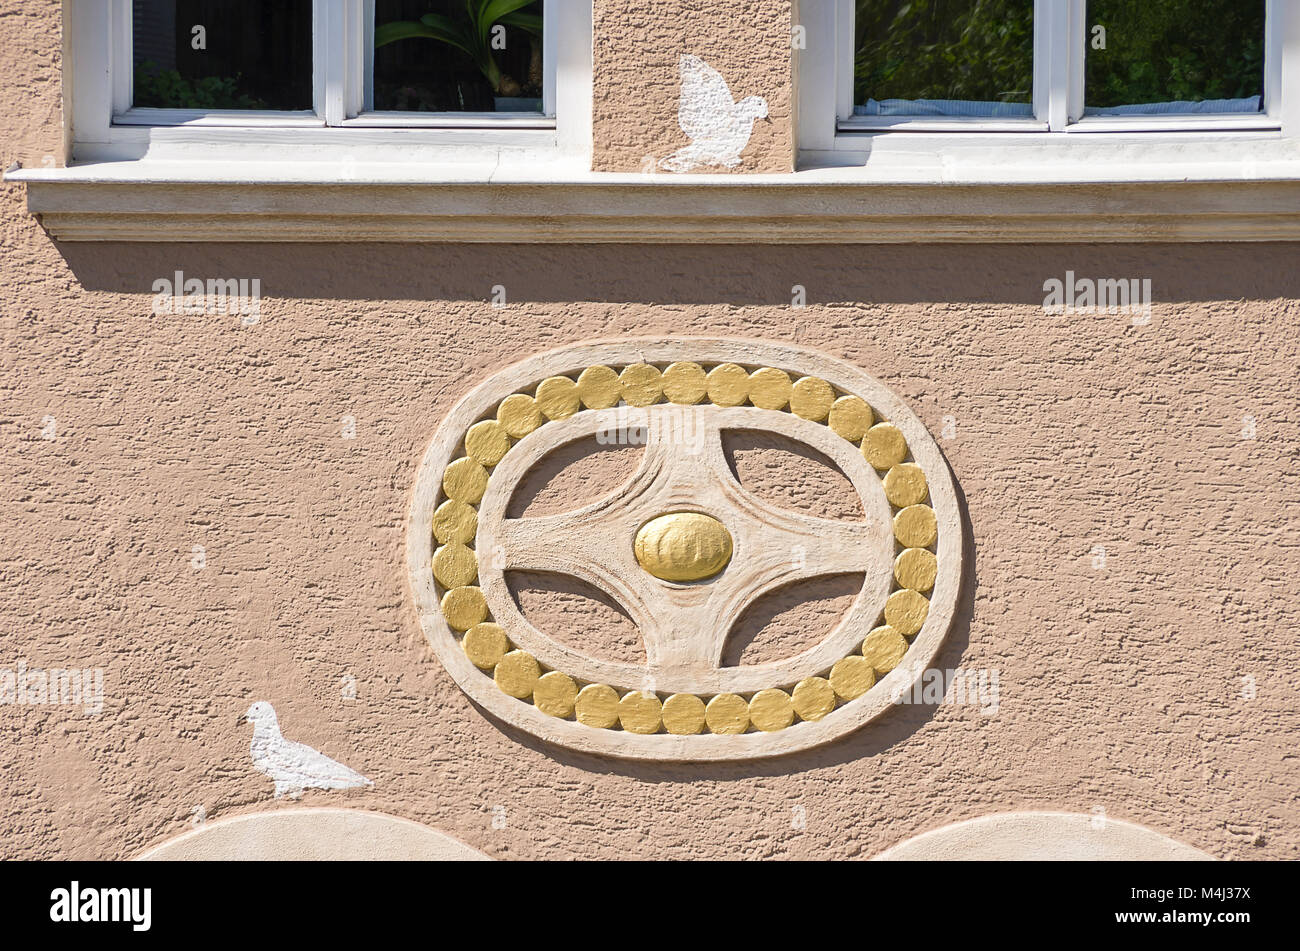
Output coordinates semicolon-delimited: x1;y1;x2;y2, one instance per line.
0;1;1296;860
591;0;793;172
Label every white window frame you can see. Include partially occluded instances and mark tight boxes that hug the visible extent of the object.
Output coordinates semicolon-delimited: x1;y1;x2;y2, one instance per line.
69;0;591;160
801;0;1288;146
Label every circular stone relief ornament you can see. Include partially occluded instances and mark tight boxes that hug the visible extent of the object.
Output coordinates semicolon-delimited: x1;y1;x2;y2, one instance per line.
407;339;964;761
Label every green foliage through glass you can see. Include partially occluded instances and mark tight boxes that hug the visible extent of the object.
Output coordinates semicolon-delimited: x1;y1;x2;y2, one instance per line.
134;62;267;110
1085;0;1264;110
373;0;544;112
131;0;312;111
854;0;1034;109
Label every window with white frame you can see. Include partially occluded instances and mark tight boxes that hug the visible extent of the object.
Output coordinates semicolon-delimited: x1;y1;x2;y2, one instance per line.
68;0;593;158
117;0;556;126
825;0;1282;133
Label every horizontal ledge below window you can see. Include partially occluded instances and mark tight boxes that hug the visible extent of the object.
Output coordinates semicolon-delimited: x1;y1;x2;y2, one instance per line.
839;118;1050;133
837;116;1279;134
112;110;556;131
114;109;324;128
10;174;1300;244
341;113;555;129
1065;115;1280;134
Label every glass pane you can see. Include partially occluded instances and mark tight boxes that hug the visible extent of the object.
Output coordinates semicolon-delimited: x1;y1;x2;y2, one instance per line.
853;0;1035;119
372;0;545;113
132;0;313;111
1084;0;1266;115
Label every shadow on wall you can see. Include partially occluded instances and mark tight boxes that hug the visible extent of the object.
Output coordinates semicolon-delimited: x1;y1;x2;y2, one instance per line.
51;242;1300;306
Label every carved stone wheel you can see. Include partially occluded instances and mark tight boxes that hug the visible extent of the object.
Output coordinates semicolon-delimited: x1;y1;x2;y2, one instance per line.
407;340;964;761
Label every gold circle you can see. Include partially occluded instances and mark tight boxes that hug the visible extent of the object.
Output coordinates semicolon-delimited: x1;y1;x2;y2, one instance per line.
883;462;928;507
496;393;544;438
574;683;620;729
704;693;750;734
862;625;909;674
885;589;930;636
661;362;708;404
619;364;663;407
747;367;793;410
462;622;508;669
440;585;488;631
442;457;489;504
862;422;907;470
661;693;707;735
828;395;874;442
465;419;510;467
533;671;578;718
706;363;750;406
633;512;734;582
830;655;875;701
790;376;835;421
894;504;938;548
535;376;580;420
618;690;662;734
576;365;622;409
894;547;937;592
494;650;540;699
792;676;836;722
432;499;477;545
432;543;478;589
749;688;795;732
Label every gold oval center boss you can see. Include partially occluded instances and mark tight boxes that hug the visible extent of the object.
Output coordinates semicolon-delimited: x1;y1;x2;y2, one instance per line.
633;512;734;582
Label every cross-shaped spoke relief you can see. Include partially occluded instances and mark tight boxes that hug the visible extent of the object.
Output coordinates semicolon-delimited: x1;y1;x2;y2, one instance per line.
479;404;893;691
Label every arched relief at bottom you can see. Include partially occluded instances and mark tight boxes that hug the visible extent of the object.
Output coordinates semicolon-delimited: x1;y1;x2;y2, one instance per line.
135;808;491;861
872;811;1213;861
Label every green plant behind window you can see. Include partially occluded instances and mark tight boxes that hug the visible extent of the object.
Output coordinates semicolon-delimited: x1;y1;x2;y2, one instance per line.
854;0;1034;104
1085;0;1264;107
375;0;542;96
853;0;1264;107
134;61;268;110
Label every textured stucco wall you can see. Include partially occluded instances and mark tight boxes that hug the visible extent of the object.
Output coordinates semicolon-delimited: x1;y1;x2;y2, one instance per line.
0;0;63;172
591;0;794;172
1;2;1297;861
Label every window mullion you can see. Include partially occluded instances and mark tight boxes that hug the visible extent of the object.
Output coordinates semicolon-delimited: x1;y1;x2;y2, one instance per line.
315;0;347;126
71;0;116;143
359;0;375;114
1066;0;1086;125
1035;0;1078;131
1264;0;1283;121
542;0;558;116
111;0;133;117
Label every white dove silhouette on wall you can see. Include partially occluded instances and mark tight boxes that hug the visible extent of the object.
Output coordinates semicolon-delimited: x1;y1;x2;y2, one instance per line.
245;701;372;800
660;54;768;172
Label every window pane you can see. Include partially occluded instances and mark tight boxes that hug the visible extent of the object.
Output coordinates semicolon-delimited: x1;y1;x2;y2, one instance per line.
372;0;545;113
853;0;1034;118
132;0;313;111
1084;0;1266;115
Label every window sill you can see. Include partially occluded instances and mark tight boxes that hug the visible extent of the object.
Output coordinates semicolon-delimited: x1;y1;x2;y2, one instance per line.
9;143;1300;244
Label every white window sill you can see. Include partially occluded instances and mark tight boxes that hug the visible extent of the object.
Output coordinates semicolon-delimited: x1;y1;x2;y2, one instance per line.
9;134;1300;243
111;109;557;131
808;128;1300;184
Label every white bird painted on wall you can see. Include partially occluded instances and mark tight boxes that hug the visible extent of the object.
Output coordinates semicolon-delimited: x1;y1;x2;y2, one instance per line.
244;701;372;800
660;54;769;172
